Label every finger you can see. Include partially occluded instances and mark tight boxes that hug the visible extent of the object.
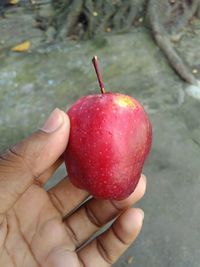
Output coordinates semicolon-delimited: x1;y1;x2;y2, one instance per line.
49;174;146;218
0;108;70;213
36;157;63;186
48;177;89;216
63;175;146;248
78;208;144;267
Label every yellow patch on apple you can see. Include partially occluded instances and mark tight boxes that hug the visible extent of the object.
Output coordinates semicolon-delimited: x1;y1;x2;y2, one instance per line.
115;96;136;108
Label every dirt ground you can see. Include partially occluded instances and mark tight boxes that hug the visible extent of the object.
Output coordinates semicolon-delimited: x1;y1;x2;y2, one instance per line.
1;5;200;267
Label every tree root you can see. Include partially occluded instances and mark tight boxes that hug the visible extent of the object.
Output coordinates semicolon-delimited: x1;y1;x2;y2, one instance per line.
51;0;146;39
49;0;200;85
147;0;200;85
53;0;84;39
197;1;200;18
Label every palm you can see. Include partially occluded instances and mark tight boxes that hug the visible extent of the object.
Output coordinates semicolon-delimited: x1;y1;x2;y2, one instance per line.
1;181;85;267
1;172;145;267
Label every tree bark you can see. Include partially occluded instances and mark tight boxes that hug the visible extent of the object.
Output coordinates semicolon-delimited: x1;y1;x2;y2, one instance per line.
147;0;199;85
46;0;200;85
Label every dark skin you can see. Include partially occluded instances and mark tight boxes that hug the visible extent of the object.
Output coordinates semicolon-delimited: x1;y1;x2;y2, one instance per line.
0;108;146;267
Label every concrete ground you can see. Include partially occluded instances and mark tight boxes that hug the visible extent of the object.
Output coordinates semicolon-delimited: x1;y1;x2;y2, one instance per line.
0;7;200;267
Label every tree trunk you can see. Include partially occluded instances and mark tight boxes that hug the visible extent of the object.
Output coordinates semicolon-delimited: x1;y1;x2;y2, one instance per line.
45;0;200;85
147;0;200;85
51;0;147;39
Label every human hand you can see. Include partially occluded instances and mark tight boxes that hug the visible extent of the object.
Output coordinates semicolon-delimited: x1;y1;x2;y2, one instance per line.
0;108;146;267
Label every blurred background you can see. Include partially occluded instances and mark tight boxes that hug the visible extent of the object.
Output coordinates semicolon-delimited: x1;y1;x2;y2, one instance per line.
0;0;200;266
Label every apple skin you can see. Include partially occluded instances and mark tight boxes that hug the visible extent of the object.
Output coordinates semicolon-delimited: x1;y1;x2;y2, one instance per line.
64;93;152;200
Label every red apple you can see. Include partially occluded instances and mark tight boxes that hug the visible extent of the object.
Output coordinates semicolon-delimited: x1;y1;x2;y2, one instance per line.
64;57;152;200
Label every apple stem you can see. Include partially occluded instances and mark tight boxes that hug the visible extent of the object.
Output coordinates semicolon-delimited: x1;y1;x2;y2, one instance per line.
92;56;106;94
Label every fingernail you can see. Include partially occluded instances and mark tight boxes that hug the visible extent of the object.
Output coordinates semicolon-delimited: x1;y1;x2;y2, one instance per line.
41;108;63;133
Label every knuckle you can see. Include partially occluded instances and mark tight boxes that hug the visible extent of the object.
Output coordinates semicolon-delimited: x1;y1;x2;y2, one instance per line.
84;204;102;228
64;220;80;248
112;225;129;246
96;239;114;265
48;191;65;216
110;199;125;212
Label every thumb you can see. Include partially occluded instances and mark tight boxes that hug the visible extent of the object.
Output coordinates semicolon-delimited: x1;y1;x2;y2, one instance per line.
0;108;70;213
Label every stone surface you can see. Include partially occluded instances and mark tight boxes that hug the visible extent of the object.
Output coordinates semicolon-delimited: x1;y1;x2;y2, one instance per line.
1;9;200;267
